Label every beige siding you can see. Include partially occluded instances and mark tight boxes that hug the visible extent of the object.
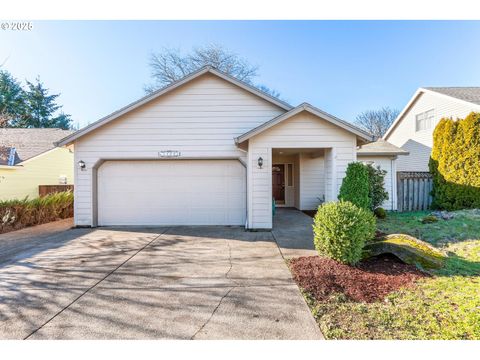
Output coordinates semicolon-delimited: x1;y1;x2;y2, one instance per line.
248;111;357;229
74;73;285;226
299;154;325;210
357;155;397;210
386;91;480;172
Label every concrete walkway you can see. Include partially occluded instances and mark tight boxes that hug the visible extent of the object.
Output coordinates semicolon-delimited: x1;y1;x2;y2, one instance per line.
0;220;322;340
273;208;317;258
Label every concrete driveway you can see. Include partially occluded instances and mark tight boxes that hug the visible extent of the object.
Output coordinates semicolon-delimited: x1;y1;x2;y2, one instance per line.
0;214;322;340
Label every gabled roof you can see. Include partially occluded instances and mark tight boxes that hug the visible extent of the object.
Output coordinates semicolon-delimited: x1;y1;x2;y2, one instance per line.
384;87;480;140
425;87;480;106
357;139;409;156
56;66;293;147
0;128;74;165
235;103;373;144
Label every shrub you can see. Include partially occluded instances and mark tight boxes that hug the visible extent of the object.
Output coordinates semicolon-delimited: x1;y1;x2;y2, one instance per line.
366;164;389;210
374;207;387;219
429;112;480;210
338;162;371;210
313;200;376;265
0;191;74;234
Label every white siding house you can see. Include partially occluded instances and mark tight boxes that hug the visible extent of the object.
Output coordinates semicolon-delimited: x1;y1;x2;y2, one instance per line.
384;87;480;172
57;66;403;230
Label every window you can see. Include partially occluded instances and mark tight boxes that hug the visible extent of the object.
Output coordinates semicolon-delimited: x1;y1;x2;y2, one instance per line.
287;164;293;186
416;109;434;132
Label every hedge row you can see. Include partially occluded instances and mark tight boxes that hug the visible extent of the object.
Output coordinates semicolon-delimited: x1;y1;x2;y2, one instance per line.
0;191;74;234
429;112;480;210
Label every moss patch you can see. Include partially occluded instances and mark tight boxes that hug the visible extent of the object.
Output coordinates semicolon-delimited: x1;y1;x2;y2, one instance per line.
364;234;447;269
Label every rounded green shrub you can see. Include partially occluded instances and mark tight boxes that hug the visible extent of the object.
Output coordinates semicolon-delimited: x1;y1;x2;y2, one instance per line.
374;207;387;219
338;162;371;210
313;200;376;265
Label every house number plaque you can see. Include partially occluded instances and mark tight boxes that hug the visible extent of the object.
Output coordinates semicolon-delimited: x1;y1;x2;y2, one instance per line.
158;150;182;158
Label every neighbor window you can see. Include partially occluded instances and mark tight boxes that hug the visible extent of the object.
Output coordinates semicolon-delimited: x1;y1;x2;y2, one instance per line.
416;109;434;131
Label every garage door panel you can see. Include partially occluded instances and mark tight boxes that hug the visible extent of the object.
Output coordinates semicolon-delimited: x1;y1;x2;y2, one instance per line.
98;160;246;226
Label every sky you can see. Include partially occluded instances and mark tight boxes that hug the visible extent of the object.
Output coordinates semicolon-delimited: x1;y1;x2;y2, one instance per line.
1;20;480;128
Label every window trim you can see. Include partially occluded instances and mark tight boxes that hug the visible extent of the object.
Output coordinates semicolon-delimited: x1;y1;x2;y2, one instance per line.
415;109;435;132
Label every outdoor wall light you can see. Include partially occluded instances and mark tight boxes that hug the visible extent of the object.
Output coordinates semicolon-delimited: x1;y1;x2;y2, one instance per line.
78;160;86;170
257;157;264;169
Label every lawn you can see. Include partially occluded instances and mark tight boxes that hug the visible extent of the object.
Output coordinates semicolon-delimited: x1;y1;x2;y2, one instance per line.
302;209;480;340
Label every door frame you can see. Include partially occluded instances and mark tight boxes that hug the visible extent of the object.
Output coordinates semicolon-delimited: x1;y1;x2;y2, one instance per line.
272;163;286;205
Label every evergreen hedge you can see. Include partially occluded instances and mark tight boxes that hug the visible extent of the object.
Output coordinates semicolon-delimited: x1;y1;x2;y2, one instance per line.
338;162;371;210
429;112;480;210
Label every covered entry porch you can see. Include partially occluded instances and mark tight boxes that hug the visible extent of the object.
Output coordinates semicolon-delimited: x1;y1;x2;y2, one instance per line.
236;103;372;230
271;148;332;211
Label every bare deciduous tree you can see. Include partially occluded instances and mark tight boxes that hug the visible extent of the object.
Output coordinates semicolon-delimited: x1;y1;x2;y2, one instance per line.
354;107;400;139
145;44;281;98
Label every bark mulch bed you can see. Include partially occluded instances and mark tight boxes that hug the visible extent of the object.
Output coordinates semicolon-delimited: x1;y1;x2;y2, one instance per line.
290;254;427;303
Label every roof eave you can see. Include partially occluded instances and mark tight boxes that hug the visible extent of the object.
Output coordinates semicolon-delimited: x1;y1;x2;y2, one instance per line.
357;151;409;156
235;103;373;144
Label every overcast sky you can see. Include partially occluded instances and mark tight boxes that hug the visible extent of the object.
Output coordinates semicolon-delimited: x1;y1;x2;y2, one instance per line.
1;20;479;128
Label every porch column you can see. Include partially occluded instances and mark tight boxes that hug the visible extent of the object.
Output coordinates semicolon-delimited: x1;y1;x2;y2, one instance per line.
247;146;272;230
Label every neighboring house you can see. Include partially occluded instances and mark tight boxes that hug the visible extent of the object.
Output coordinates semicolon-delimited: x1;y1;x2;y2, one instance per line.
384;87;480;172
57;66;406;230
0;128;74;201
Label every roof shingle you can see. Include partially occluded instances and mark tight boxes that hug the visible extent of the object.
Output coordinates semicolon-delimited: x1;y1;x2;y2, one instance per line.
357;139;409;156
425;87;480;106
0;128;74;165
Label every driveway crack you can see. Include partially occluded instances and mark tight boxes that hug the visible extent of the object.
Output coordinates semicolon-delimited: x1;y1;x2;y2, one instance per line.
190;286;234;340
190;238;236;340
23;228;170;340
225;239;233;279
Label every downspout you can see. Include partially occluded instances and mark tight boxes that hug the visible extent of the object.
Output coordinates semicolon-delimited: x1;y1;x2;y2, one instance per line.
239;158;248;230
237;147;249;230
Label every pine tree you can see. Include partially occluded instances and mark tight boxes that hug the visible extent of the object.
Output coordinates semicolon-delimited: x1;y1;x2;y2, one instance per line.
10;77;72;129
0;71;26;127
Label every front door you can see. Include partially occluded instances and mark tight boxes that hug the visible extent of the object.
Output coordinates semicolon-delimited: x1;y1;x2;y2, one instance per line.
272;164;285;203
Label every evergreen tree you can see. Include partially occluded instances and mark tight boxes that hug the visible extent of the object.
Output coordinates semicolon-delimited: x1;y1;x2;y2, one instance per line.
1;74;73;130
0;71;26;127
20;78;72;129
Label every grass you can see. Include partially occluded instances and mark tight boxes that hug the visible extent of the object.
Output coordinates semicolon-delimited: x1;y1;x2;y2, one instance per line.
305;209;480;339
376;209;480;246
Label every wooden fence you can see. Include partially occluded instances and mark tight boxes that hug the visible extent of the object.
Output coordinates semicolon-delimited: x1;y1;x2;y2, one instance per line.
39;185;74;197
397;172;433;212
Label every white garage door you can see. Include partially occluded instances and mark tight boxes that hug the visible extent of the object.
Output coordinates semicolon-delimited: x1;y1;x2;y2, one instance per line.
97;160;246;226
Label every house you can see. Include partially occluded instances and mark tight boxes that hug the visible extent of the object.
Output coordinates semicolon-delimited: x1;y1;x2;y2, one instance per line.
384;87;480;172
57;66;406;230
0;128;74;201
